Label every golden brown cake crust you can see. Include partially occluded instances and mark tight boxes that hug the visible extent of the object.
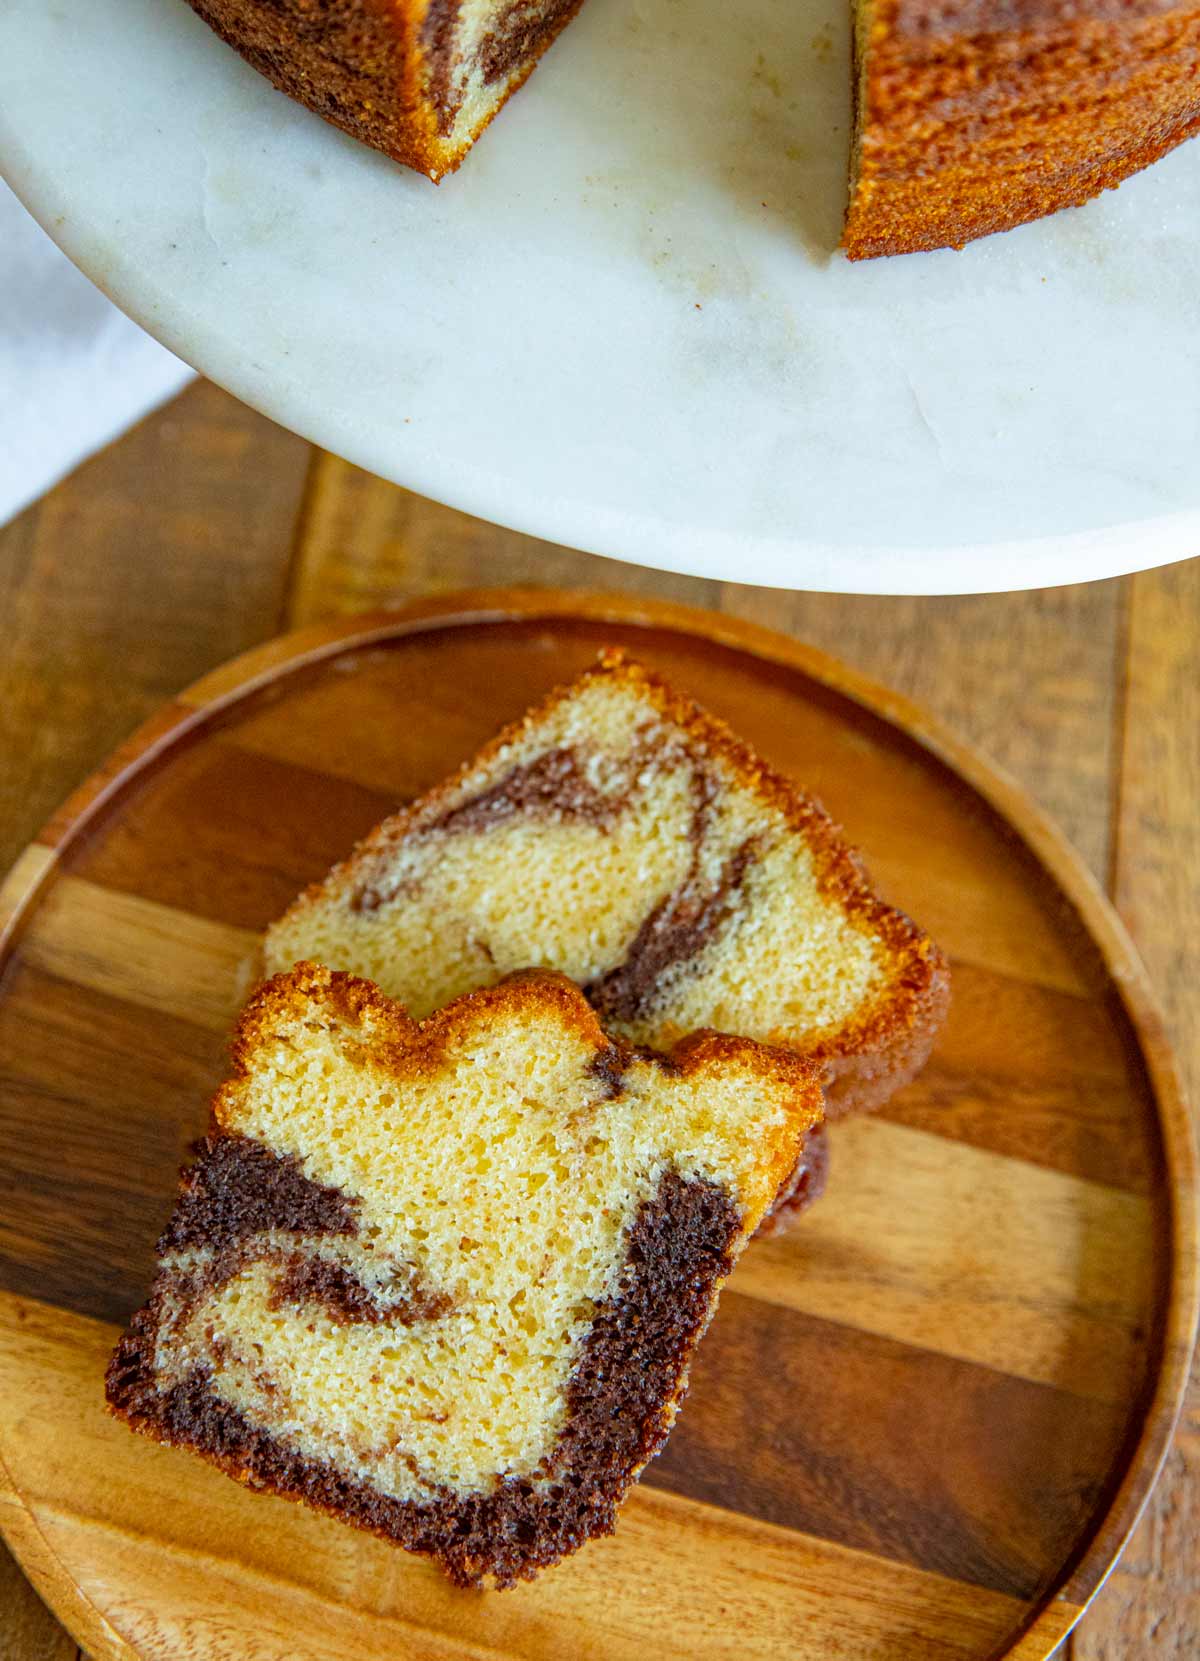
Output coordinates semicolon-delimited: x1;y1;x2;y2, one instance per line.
184;0;438;175
183;0;587;182
227;961;818;1219
844;0;1200;258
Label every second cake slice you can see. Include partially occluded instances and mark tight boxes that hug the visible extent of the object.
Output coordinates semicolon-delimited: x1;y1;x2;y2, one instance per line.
267;651;948;1123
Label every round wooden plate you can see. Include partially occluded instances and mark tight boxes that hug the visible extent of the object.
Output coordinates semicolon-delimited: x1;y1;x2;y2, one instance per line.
0;590;1194;1661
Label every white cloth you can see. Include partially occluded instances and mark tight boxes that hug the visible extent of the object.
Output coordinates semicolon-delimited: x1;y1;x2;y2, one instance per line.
0;180;195;528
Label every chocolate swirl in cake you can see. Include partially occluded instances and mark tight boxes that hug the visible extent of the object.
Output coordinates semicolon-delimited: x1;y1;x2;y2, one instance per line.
108;965;821;1585
161;1134;359;1254
584;759;760;1024
348;735;762;1026
269;1253;455;1327
108;1166;741;1588
351;736;665;913
152;1134;453;1335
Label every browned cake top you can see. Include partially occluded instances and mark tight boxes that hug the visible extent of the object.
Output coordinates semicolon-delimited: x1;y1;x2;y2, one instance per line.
845;0;1200;257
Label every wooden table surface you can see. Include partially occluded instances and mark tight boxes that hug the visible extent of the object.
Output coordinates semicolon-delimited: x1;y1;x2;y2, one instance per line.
0;379;1195;1660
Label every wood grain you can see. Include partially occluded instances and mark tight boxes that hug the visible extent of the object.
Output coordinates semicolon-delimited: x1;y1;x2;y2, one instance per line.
287;454;724;625
0;380;312;881
0;381;311;1660
713;585;1122;885
655;1291;1126;1599
19;876;259;1032
71;739;395;931
0;964;224;1323
0;594;1191;1661
881;963;1159;1193
281;460;1121;879
737;1115;1155;1403
0;1540;77;1661
1073;561;1200;1658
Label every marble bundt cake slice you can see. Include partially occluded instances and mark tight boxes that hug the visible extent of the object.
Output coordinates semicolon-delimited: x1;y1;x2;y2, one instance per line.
182;0;586;182
107;963;821;1586
266;651;948;1135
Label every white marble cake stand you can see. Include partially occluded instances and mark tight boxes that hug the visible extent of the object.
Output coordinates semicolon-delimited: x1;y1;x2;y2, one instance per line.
1;0;1198;592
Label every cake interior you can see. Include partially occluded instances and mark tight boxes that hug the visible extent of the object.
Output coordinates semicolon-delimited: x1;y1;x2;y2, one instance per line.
112;971;811;1542
421;0;586;172
266;668;889;1057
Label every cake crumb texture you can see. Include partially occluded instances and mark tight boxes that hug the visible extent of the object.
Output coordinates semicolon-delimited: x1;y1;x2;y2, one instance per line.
107;963;821;1584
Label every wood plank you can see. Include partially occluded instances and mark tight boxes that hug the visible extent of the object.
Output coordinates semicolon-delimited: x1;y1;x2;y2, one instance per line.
19;877;258;1035
0;1294;1077;1661
652;1291;1127;1600
0;965;225;1323
71;739;396;932
1112;561;1200;1186
285;455;723;627
738;1115;1155;1404
1074;558;1200;1659
0;380;312;881
881;962;1156;1195
714;585;1122;886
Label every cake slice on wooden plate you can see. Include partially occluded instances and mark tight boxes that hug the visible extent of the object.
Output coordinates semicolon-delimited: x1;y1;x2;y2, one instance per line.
107;962;821;1586
265;650;948;1227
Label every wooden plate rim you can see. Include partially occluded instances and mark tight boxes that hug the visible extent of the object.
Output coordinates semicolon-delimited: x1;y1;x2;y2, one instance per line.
0;586;1195;1661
